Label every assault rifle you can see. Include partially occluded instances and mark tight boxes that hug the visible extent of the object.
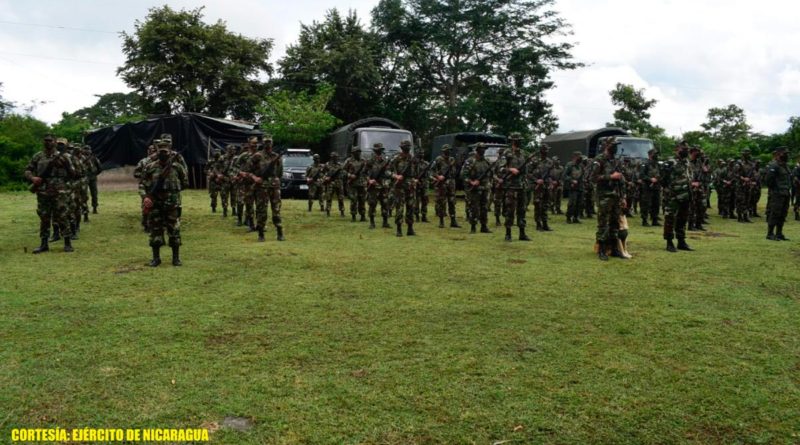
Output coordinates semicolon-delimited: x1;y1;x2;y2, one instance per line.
254;149;285;181
29;153;65;193
367;157;389;189
348;161;366;184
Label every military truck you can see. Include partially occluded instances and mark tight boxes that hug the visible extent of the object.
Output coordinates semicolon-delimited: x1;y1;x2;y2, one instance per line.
430;132;508;189
326;117;415;161
542;127;654;163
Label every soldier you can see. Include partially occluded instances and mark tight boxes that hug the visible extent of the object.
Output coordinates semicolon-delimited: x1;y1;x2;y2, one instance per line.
530;143;553;232
638;149;662;226
735;148;755;222
591;138;626;260
550;156;564;215
431;144;461;228
235;136;258;230
66;143;87;238
206;149;228;215
413;147;430;223
491;148;506;226
498;134;533;241
343;147;368;222
323;152;346;217
462;143;493;235
246;136;285;242
83;144;102;214
139;140;187;266
366;143;392;229
661;142;694;252
765;147;791;240
24;134;76;253
712;159;727;217
792;158;800;221
134;144;157;232
751;160;763;218
305;154;326;212
220;145;237;217
688;147;708;231
562;151;584;224
582;157;595;218
622;157;638;216
388;140;418;236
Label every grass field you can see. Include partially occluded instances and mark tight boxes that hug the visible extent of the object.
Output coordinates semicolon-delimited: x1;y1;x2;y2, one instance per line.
1;189;799;444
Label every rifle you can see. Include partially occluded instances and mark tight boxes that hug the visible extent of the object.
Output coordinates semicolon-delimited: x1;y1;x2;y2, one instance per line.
348;160;366;184
143;153;176;215
30;152;66;193
254;149;285;181
433;158;454;186
416;160;432;181
394;157;414;187
367;157;389;189
465;157;502;191
497;153;536;185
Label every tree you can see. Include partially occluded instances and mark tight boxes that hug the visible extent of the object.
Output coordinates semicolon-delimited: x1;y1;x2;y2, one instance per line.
785;116;800;152
371;0;580;140
256;84;341;147
607;83;659;137
278;9;383;124
0;83;14;120
118;6;273;120
50;113;92;143
700;104;751;147
69;92;146;128
0;114;49;188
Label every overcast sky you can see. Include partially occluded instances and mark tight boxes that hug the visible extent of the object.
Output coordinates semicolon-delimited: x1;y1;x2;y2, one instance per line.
1;0;798;136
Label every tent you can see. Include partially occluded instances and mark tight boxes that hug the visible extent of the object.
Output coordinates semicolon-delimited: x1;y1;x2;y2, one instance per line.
85;112;262;188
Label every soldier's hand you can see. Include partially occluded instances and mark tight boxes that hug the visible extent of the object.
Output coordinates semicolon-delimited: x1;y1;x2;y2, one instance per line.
436;175;445;182
651;177;658;184
610;172;623;180
470;180;480;187
31;177;43;186
254;177;263;185
307;178;312;184
536;179;544;185
394;174;404;182
349;174;356;180
368;179;377;186
509;167;519;176
143;197;153;209
571;180;577;186
691;181;700;188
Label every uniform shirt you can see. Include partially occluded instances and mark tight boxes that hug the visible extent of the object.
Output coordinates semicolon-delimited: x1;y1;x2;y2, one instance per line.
591;154;624;197
343;156;367;188
138;158;188;204
765;161;791;196
414;158;430;188
306;162;325;184
639;159;661;191
324;159;344;182
25;150;76;194
461;154;493;190
365;153;391;189
663;157;692;201
247;150;283;186
388;152;417;187
562;161;584;191
500;150;528;190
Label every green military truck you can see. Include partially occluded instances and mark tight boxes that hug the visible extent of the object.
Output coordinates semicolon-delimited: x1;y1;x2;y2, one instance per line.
542;127;654;163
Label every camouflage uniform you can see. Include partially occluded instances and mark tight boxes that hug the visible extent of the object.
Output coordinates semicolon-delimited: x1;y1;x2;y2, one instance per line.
591;141;625;259
139;142;188;266
343;148;368;222
220;146;237;217
662;145;693;252
323;153;346;217
792;161;800;220
622;158;638;216
224;145;241;218
735;150;755;222
235;138;258;229
431;145;460;228
529;148;553;231
245;140;284;242
638;150;662;226
24;135;76;253
765;148;791;240
500;135;531;241
549;157;564;215
750;160;763;218
461;144;493;235
388;140;418;236
688;149;708;231
305;154;325;212
83;145;102;213
491;148;506;226
562;152;584;224
582;158;595;218
413;149;430;223
206;151;228;215
365;143;392;229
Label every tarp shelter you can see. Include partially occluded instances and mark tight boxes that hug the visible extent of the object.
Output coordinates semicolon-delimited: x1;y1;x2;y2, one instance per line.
85;112;262;188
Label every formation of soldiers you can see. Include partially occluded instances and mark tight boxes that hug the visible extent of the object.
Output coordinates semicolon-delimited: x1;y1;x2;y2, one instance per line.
24;134;102;253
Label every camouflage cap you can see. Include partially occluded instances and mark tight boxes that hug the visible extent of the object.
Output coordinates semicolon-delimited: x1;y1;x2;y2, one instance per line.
475;142;487;151
330;152;339;158
56;138;68;145
372;143;384;151
441;144;451;151
262;134;273;143
160;133;172;141
225;144;236;150
572;151;583;158
400;140;412;149
509;132;523;141
313;154;320;160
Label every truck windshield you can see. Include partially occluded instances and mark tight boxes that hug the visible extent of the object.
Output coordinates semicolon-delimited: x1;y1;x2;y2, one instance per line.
360;130;413;155
618;139;653;159
283;156;313;168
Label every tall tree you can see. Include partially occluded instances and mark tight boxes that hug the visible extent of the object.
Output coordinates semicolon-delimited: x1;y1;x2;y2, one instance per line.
68;92;146;128
371;0;579;139
278;9;383;123
256;83;341;147
785;116;800;151
700;104;751;147
607;83;660;137
118;6;273;120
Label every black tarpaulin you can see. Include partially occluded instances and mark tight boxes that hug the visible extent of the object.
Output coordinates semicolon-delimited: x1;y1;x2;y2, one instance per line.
85;113;262;188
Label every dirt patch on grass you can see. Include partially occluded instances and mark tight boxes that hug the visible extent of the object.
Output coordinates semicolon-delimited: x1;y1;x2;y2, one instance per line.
98;167;138;191
702;231;739;238
508;259;527;264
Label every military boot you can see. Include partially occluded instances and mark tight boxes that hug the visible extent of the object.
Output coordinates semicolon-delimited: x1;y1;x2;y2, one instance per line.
766;224;776;241
246;218;256;232
92;206;97;214
415;213;420;222
422;214;429;223
325;207;330;217
504;227;512;242
232;205;237;216
308;201;313;212
71;222;79;240
352;214;356;222
651;217;661;227
519;227;531;241
439;217;445;228
222;207;228;217
495;215;501;227
535;221;543;231
369;216;376;229
573;216;581;224
566;216;573;224
149;246;161;267
340;209;345;217
795;210;800;221
396;223;403;237
407;223;416;236
33;237;49;254
776;224;789;241
276;227;285;241
211;205;217;213
63;236;74;252
450;217;461;228
50;225;61;242
171;245;182;266
257;228;265;242
360;214;366;222
597;242;609;261
677;239;693;251
542;222;553;232
480;224;492;233
83;213;89;223
236;205;244;226
641;217;649;227
470;224;477;234
382;216;391;228
666;239;677;253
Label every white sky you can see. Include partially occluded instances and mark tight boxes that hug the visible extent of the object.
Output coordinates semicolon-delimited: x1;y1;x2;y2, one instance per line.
1;0;798;136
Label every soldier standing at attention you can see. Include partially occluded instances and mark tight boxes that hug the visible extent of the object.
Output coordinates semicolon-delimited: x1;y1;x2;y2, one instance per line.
24;134;77;253
366;143;392;229
765;147;791;241
388;140;418;237
550;156;564;215
83;145;102;214
562;151;584;224
431;144;461;229
323;152;346;217
591;138;626;261
662;142;694;252
236;136;258;230
530;143;554;232
462;143;493;235
792;158;800;221
688;147;707;231
226;145;242;219
491;148;506;226
413;147;430;223
343;147;368;222
305;154;325;212
735;148;754;223
638;148;662;226
582;157;595;218
220;145;237;218
246;136;285;242
139;140;188;266
206;149;228;215
499;134;531;241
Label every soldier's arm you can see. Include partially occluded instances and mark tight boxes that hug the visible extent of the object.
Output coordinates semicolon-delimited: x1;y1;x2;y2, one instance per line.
24;154;40;181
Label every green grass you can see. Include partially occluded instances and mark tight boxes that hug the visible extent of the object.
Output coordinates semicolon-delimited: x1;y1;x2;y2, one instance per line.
1;190;799;444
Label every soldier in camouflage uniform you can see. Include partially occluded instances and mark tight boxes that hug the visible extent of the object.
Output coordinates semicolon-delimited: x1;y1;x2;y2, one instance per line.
735;148;755;222
765;147;791;241
622;157;638;216
235;136;258;230
688;147;708;231
245;136;285;242
712;159;726;216
530;144;553;232
413;148;430;223
343;147;368;222
750;160;763;218
225;145;241;218
499;134;532;241
792;158;800;221
24;134;77;253
206;149;228;215
139;140;188;266
491;148;506;226
582;157;595;218
549;156;564;215
82;145;102;214
219;145;237;217
366;143;392;229
431;144;461;228
323;152;346;217
134;145;156;232
638;149;662;226
591;138;626;260
562;151;584;224
66;143;87;239
462;143;493;235
661;142;694;252
388;140;418;236
305;154;325;212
